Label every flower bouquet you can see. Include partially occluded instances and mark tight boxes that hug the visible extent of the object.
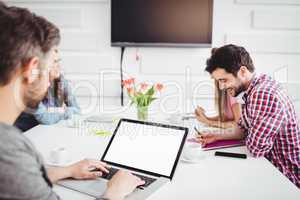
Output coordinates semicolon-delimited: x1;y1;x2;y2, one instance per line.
122;78;163;120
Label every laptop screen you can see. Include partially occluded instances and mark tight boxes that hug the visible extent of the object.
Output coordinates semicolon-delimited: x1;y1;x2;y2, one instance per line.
101;119;188;179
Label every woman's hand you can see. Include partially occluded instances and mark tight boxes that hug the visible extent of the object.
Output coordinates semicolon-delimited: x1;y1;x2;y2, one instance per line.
195;106;205;113
67;159;110;180
103;170;145;200
195;106;209;124
196;132;220;147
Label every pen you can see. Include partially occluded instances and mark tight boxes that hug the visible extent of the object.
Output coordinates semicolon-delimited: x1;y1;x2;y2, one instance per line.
182;116;196;120
185;112;194;115
194;127;202;136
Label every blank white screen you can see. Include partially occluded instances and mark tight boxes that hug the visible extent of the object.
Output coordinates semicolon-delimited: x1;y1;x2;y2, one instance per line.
104;121;185;176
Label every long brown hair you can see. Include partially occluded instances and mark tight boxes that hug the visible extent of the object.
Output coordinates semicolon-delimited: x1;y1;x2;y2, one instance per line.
211;47;228;122
46;76;67;107
214;80;228;122
53;78;65;106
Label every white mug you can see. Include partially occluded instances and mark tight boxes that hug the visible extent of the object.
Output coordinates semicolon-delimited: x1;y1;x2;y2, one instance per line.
169;113;182;124
49;147;68;165
183;143;204;161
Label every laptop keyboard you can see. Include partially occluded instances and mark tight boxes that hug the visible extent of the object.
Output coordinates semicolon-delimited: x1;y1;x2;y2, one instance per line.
100;167;157;189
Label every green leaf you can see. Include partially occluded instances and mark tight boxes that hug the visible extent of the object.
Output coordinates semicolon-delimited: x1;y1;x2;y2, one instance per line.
146;86;155;96
142;95;146;106
148;97;157;105
136;96;141;106
131;95;138;106
130;101;135;106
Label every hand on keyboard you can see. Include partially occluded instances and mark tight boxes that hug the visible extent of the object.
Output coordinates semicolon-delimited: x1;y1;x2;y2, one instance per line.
100;167;156;189
102;170;145;200
68;159;110;180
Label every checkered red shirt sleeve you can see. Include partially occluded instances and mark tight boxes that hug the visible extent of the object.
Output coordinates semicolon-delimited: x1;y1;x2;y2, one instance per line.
237;116;247;135
245;90;285;157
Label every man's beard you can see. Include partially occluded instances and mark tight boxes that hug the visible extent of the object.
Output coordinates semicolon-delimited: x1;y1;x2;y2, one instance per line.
233;85;245;97
227;83;246;97
23;83;46;109
22;69;49;110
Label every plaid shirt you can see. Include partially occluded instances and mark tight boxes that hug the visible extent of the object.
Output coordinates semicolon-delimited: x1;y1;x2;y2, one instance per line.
238;74;300;188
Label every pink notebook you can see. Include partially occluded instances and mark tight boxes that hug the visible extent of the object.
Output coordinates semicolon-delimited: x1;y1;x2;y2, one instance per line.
187;138;245;151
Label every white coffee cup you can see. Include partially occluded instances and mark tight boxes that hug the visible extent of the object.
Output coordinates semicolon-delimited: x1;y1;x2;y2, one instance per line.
183;143;204;161
49;147;68;165
169;113;182;124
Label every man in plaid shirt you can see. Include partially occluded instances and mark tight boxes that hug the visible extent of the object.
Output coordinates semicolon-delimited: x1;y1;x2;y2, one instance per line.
197;44;300;188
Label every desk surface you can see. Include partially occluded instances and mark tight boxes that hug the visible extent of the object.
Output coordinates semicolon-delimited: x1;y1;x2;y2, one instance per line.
24;120;299;200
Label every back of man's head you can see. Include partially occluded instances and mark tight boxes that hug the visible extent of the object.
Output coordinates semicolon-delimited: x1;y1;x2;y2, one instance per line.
0;2;60;86
205;44;255;76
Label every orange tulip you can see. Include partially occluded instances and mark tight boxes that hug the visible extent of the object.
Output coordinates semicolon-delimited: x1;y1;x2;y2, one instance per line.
140;83;148;90
156;83;163;91
122;78;134;87
122;79;129;86
127;87;134;95
129;78;135;84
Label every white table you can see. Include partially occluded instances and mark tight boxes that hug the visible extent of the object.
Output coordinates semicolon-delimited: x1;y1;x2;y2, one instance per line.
24;119;300;200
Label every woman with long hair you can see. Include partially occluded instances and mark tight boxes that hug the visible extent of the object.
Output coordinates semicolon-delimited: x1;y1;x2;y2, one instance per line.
195;80;241;129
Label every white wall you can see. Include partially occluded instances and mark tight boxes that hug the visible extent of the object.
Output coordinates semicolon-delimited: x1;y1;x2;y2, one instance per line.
5;0;300;115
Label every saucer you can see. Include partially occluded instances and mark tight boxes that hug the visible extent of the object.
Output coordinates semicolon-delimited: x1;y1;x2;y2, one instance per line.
180;155;204;164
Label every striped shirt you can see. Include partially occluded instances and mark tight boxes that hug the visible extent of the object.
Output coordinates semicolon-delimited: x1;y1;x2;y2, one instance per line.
238;74;300;188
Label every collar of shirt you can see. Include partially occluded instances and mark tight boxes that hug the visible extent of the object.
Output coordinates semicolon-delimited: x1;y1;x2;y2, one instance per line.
242;73;265;103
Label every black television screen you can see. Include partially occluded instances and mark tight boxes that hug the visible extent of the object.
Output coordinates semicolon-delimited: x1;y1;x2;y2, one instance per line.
111;0;213;47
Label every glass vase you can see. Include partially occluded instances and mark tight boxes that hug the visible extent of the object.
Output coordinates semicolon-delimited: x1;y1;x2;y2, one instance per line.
137;105;148;121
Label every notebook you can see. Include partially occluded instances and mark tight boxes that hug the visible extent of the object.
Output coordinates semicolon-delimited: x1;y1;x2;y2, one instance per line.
187;138;245;151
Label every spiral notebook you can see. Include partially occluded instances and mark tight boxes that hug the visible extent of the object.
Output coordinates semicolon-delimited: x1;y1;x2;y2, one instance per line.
187;138;245;151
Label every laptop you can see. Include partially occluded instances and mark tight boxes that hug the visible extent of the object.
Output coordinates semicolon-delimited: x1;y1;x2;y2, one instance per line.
58;118;188;199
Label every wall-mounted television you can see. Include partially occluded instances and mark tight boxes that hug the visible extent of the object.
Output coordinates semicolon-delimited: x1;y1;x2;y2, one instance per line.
111;0;213;48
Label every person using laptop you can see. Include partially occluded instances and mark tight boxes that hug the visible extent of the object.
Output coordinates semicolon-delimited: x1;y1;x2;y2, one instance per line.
197;44;300;188
195;49;241;129
0;3;144;200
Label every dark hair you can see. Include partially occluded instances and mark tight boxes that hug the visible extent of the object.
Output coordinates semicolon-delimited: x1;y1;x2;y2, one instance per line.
211;47;218;55
0;2;60;86
205;44;255;76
